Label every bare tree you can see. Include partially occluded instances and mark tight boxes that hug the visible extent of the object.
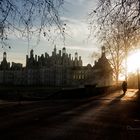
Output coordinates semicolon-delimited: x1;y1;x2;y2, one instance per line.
0;0;65;51
89;0;140;83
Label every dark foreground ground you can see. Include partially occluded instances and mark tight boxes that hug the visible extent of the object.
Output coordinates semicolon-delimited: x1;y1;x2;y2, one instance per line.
0;89;140;140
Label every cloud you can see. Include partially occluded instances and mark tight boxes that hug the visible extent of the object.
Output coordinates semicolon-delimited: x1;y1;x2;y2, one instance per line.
0;0;99;66
62;0;97;19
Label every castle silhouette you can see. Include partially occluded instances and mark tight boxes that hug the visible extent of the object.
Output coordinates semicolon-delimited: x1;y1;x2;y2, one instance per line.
0;46;113;87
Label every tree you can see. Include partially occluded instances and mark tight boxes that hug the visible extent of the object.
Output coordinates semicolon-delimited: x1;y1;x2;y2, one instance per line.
89;0;140;84
0;0;65;51
102;27;124;84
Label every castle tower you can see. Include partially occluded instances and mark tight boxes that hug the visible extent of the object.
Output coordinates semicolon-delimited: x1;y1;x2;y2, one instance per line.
26;55;28;66
30;49;34;58
52;45;57;56
54;45;56;53
3;52;7;61
1;52;10;70
79;56;83;66
101;46;106;57
59;50;61;56
69;54;71;60
62;47;66;55
75;52;78;59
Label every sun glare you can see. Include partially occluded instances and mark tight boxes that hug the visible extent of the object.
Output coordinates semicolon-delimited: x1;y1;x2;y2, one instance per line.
127;50;140;73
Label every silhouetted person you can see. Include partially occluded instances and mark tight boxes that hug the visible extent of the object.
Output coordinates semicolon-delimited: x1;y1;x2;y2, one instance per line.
122;81;127;95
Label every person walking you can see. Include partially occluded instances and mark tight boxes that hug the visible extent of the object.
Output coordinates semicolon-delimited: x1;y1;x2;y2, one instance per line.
122;81;127;95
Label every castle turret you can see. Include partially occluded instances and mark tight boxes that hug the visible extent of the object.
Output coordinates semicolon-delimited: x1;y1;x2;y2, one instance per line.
54;45;56;53
75;52;78;59
30;49;34;58
62;47;66;55
52;45;57;56
3;52;7;61
79;56;82;66
101;46;106;57
35;55;38;61
59;50;61;56
1;52;10;70
26;55;28;66
69;54;71;60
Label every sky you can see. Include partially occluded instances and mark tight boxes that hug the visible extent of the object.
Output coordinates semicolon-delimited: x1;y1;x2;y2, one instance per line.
0;0;99;66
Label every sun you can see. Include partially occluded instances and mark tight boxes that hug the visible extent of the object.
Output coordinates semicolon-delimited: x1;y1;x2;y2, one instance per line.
127;50;140;73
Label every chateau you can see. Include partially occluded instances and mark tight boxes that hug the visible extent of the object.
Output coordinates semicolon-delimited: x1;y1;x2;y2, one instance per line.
0;46;113;87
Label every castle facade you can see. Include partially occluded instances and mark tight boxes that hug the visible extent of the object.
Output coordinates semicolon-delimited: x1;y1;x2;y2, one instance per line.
0;46;113;87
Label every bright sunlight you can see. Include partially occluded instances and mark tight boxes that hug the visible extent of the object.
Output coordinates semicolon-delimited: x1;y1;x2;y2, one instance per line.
127;50;140;73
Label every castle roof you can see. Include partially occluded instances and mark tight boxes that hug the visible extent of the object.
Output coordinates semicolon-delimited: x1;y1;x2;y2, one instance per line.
93;47;112;71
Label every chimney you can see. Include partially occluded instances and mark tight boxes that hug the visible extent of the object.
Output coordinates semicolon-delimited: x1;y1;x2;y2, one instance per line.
35;55;37;61
59;50;61;56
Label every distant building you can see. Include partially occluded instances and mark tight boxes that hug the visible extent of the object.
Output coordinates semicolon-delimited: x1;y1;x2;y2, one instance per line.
92;46;113;86
26;46;82;86
26;46;82;68
70;46;113;87
0;52;10;70
0;46;113;87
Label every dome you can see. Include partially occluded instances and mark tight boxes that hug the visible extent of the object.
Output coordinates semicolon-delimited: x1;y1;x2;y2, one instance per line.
87;64;92;68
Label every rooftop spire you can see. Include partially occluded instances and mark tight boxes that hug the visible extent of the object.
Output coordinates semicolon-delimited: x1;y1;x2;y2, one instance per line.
54;45;57;54
3;52;7;61
101;46;106;57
